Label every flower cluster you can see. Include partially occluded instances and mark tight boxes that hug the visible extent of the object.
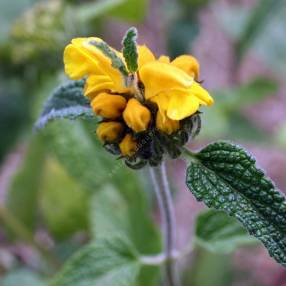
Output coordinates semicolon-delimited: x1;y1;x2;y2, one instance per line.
63;28;213;168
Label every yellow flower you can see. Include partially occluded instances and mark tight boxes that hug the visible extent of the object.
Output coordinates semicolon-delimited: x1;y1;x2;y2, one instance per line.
123;98;151;132
91;93;127;119
96;122;124;142
139;61;213;121
119;134;137;157
156;111;180;134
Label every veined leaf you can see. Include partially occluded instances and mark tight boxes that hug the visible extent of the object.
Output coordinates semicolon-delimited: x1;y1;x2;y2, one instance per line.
91;185;161;286
194;209;258;253
122;27;138;73
185;141;286;266
34;80;93;129
51;238;140;286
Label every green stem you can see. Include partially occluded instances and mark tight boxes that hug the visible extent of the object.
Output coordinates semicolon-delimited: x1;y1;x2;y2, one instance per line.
0;207;61;271
149;163;180;286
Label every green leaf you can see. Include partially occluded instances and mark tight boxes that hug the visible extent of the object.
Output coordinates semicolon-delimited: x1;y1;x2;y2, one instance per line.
185;141;286;266
122;27;138;73
39;157;89;240
91;184;161;286
75;0;148;23
6;136;45;230
194;209;257;253
109;0;148;22
51;238;140;286
89;40;129;79
35;80;93;129
1;269;47;286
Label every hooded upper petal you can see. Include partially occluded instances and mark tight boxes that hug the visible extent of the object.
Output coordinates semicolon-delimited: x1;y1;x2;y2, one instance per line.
64;38;102;80
139;61;194;100
171;55;200;80
137;45;155;68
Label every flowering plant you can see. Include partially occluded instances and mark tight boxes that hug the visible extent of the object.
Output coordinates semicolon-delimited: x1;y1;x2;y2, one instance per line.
36;27;286;286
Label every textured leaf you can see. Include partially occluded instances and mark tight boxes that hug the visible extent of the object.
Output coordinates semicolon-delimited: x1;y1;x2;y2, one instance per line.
39;158;89;240
52;238;140;286
35;80;93;129
42;120;108;191
122;27;138;72
91;184;161;286
195;209;257;253
186;141;286;266
89;40;129;79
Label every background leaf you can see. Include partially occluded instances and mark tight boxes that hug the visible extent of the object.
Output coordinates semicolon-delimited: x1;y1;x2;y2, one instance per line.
90;183;161;286
194;209;257;253
6;136;45;230
51;238;141;286
186;141;286;266
39;157;89;240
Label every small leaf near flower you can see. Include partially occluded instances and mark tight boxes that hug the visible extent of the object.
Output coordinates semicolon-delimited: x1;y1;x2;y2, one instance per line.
122;27;138;73
89;40;129;79
34;80;93;130
186;141;286;266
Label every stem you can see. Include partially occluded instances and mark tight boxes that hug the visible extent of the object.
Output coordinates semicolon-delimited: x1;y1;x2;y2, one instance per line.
149;163;180;286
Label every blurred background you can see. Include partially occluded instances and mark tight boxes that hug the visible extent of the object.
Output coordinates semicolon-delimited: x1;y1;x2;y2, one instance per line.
0;0;286;285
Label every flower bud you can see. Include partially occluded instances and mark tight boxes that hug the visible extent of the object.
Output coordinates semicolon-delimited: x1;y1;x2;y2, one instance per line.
119;134;138;157
156;112;180;134
91;92;127;119
96;121;124;143
123;99;151;132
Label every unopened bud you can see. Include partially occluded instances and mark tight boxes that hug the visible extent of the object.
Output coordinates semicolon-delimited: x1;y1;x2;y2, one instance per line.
96;121;124;142
91;92;127;119
119;134;137;157
123;98;151;132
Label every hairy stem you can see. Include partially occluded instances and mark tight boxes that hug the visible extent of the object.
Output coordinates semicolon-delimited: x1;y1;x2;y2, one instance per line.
149;163;180;286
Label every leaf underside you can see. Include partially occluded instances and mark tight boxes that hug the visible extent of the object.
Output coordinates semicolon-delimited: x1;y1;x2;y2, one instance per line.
35;80;93;129
186;141;286;266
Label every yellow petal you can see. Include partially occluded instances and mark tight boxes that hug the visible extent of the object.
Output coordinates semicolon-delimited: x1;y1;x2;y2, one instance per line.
171;55;200;80
83;38;128;93
156;111;179;134
84;75;114;99
167;92;200;120
139;61;194;100
63;38;102;80
138;45;156;68
189;82;214;106
158;55;170;64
